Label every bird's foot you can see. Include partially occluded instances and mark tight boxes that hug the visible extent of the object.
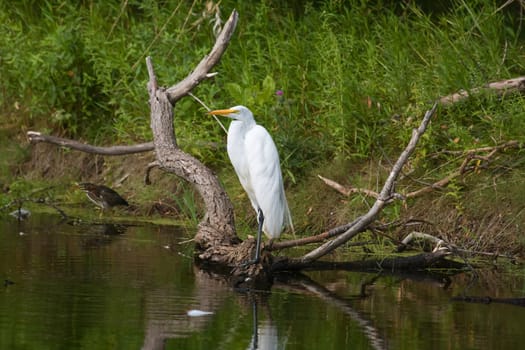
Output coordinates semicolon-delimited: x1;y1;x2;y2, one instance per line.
240;257;260;267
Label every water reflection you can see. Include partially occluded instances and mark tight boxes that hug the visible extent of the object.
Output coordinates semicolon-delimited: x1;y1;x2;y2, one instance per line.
142;268;234;349
1;213;525;349
247;299;281;350
77;222;128;249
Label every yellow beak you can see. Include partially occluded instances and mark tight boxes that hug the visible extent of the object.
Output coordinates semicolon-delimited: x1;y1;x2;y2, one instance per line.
207;108;238;116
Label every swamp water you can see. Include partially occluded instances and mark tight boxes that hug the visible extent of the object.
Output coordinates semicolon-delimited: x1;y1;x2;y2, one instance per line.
1;213;524;349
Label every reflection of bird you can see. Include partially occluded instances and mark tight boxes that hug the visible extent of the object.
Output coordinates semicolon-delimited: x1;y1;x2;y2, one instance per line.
9;208;31;220
208;106;293;264
77;183;129;210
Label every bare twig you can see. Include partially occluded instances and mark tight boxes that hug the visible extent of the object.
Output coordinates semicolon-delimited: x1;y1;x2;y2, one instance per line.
166;10;239;103
188;92;228;134
271;217;363;250
144;161;160;185
320;140;521;200
432;140;520;156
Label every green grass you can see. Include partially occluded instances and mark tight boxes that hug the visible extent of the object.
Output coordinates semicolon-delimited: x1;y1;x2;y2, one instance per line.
2;1;522;157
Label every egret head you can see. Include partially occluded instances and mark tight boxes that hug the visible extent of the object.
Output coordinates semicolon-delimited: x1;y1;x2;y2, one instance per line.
208;105;254;123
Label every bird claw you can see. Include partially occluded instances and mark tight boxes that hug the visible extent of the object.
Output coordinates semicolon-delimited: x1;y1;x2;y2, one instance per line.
240;257;260;268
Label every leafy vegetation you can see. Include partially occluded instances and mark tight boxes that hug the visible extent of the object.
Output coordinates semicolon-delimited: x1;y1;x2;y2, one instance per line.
1;0;525;252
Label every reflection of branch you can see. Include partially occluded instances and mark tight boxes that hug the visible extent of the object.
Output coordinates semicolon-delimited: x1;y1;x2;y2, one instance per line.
141;268;232;350
319;140;520;200
452;295;525;307
295;104;438;264
275;273;387;350
27;131;154;155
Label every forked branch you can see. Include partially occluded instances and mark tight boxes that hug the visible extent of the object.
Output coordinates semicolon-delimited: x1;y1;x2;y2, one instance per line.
166;11;239;102
296;103;438;264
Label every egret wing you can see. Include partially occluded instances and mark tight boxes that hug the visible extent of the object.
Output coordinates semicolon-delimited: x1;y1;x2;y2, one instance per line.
244;125;291;238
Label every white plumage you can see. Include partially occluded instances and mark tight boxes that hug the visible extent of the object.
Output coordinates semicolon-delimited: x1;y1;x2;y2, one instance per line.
209;105;293;262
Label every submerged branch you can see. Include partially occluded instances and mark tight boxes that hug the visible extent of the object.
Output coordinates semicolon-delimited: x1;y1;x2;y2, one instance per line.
273;250;461;272
451;295;525;307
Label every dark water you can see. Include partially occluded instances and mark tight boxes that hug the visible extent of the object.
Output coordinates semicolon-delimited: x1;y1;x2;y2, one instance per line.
1;213;524;349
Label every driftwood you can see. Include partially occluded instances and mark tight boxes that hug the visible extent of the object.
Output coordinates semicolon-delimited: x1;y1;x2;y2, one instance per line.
25;9;473;288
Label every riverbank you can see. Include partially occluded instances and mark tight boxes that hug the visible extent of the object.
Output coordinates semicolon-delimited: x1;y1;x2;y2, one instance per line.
2;132;522;264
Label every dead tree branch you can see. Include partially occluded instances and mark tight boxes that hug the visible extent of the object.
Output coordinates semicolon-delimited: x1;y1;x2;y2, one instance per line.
26;131;154;155
25;7;240;155
439;76;525;105
146;10;240;251
165;10;239;103
319;140;521;200
317;174;380;198
398;231;516;261
287;103;438;265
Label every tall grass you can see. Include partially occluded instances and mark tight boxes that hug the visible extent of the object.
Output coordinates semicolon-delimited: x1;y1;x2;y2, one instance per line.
1;0;524;181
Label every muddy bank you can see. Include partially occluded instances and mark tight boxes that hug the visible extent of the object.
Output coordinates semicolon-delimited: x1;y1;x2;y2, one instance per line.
19;142;191;218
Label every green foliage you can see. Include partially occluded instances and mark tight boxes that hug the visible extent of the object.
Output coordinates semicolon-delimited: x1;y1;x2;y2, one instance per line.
172;183;201;225
1;0;525;204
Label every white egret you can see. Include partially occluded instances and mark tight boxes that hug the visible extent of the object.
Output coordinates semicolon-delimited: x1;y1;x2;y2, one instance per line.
208;106;293;264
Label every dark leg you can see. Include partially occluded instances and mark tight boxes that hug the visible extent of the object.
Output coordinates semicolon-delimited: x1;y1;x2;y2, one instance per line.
250;298;259;349
243;208;264;266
